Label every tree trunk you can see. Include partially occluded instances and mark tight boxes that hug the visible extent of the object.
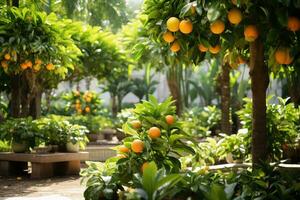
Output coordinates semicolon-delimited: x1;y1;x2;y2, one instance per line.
29;89;42;119
167;65;183;116
20;75;30;117
220;63;231;134
111;94;118;117
249;39;269;165
9;75;21;118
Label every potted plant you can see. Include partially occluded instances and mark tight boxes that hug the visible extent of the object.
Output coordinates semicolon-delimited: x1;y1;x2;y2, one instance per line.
66;124;89;152
35;116;69;152
0;118;37;153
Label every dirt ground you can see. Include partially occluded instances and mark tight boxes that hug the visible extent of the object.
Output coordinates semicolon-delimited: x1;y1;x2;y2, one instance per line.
0;176;85;200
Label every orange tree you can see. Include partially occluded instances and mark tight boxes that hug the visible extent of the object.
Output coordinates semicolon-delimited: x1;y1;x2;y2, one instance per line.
0;7;81;118
82;96;195;198
142;0;300;164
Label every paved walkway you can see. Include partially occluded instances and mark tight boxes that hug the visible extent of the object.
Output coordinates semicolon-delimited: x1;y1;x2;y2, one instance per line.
0;176;84;200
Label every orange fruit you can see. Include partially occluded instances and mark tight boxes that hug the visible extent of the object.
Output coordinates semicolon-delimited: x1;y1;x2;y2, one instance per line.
228;8;242;25
163;32;175;43
20;63;28;70
33;64;41;72
35;59;42;65
275;48;293;65
1;60;8;68
148;127;161;139
209;45;221;54
167;17;180;32
170;41;180;52
25;60;32;68
287;16;300;32
119;145;130;153
198;44;208;52
46;63;55;71
131;120;142;129
141;162;149;173
77;108;82;114
85;106;91;113
244;25;259;42
85;97;92;102
131;139;144;153
165;115;175;125
179;19;193;34
4;53;11;60
210;20;225;34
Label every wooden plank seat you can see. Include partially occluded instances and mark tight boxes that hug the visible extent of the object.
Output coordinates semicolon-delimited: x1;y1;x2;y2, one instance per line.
0;152;89;179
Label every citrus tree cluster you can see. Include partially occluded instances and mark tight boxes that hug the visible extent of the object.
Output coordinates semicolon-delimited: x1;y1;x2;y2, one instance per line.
143;0;300;67
66;90;102;115
0;7;80;77
112;96;194;180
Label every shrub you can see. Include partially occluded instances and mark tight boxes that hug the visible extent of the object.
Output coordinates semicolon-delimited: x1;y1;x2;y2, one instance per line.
181;106;221;137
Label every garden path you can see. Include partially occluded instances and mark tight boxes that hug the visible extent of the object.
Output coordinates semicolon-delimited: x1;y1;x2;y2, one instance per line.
0;176;84;200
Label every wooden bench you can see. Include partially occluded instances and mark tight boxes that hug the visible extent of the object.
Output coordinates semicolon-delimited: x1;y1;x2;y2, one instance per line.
0;152;89;179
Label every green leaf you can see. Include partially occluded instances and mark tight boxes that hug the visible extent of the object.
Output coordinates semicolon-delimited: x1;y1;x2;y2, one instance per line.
142;161;157;199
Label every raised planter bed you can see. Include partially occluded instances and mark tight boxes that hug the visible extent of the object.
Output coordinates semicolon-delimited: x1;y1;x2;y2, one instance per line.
0;152;89;179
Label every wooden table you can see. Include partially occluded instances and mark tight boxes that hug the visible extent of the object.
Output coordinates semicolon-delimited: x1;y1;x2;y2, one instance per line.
0;152;89;179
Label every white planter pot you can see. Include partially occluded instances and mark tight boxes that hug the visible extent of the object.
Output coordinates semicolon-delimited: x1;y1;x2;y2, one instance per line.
66;142;80;152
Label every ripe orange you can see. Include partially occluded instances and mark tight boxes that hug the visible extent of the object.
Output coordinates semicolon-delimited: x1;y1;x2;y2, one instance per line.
244;25;259;42
275;48;293;65
119;145;130;153
165;115;175;125
1;60;8;68
198;44;208;52
35;59;42;65
141;162;149;173
46;63;55;71
167;17;180;32
85;97;92;102
25;60;32;68
4;53;11;60
210;20;225;34
33;64;41;72
228;8;242;25
163;32;175;43
20;63;28;70
179;19;193;34
287;16;300;32
209;45;221;54
77;108;82;114
85;106;91;113
170;41;180;52
131;120;142;129
131;139;144;153
148;127;161;139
